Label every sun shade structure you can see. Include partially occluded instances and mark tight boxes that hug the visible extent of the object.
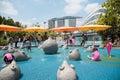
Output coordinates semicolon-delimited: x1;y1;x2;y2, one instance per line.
0;24;22;32
50;26;78;32
78;25;111;31
22;26;47;32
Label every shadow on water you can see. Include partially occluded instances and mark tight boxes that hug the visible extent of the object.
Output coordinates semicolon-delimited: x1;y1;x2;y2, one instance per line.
43;52;62;55
111;55;116;57
20;73;23;79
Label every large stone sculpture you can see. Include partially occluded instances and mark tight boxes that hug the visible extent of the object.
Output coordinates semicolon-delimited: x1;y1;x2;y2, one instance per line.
7;46;17;53
13;50;30;61
84;46;94;52
68;48;81;60
62;44;68;50
42;37;58;54
0;60;21;80
57;60;78;80
99;44;104;49
84;44;88;48
2;46;8;50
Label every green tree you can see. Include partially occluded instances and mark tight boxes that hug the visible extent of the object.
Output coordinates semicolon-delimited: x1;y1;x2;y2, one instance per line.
15;21;22;27
6;17;15;26
0;16;7;24
0;16;25;27
0;16;3;24
96;0;120;41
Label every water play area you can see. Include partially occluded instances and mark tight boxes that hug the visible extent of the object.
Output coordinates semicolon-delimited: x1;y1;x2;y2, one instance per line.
0;46;120;80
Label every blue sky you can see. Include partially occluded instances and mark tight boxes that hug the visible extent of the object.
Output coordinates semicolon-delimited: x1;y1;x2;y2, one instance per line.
0;0;106;28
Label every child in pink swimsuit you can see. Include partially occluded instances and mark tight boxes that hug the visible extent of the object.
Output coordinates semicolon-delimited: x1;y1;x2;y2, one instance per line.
106;38;112;58
87;47;100;61
3;53;14;64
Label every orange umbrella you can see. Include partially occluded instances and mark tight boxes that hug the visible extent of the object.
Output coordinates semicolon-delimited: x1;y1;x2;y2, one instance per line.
0;24;21;32
78;25;111;31
50;26;78;32
22;26;47;32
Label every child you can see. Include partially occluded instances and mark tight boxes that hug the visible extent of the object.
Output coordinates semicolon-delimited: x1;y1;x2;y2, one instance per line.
106;37;112;58
8;37;13;47
65;38;69;46
26;38;31;52
87;47;100;61
92;38;96;46
72;36;75;46
37;34;42;45
3;53;14;64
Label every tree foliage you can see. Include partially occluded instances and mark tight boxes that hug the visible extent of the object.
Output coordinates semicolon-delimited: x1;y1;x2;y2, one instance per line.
0;16;23;27
0;16;27;42
96;0;120;40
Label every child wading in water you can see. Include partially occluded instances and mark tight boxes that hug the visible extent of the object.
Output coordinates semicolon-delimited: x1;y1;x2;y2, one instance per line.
26;38;31;52
106;37;112;58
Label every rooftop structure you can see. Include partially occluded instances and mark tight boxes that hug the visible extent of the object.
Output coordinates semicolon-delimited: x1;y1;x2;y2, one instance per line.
48;16;82;29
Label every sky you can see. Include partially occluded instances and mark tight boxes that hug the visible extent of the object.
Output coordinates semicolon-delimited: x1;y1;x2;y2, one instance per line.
0;0;107;28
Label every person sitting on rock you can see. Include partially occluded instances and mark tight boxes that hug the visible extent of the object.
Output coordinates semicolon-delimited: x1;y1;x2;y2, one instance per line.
87;47;100;61
3;53;14;64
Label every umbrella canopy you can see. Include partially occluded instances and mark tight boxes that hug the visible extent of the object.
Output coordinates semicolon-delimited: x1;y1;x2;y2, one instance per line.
50;26;78;32
22;26;47;32
0;24;22;32
78;25;111;31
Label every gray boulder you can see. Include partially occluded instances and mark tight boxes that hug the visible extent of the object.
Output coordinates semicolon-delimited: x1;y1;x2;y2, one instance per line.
99;44;104;49
2;46;8;50
13;50;30;61
68;48;81;60
42;37;58;54
57;60;78;80
62;44;68;50
0;60;21;80
7;46;17;53
84;46;94;52
84;44;88;48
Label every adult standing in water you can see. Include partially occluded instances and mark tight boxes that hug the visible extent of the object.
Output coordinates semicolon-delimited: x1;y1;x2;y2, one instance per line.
14;34;19;48
81;32;85;46
42;32;48;41
37;34;42;45
68;33;73;45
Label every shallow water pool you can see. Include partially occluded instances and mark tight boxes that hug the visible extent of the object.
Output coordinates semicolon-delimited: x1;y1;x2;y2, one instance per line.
0;47;120;80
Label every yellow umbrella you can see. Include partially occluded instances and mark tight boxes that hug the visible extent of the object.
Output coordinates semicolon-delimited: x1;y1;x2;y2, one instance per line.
50;26;78;32
22;26;47;32
0;24;22;32
78;25;111;31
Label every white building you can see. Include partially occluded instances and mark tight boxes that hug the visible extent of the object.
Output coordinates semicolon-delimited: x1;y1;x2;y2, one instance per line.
81;7;106;26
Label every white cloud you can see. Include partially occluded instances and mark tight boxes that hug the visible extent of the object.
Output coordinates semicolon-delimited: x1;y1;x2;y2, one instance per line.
32;18;37;21
64;4;82;15
84;3;100;14
32;0;39;2
65;0;87;4
22;21;32;27
64;0;88;15
0;0;18;15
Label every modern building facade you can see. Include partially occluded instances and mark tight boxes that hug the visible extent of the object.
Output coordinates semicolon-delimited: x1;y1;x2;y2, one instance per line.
81;7;106;26
75;6;106;44
48;18;56;29
48;16;81;29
